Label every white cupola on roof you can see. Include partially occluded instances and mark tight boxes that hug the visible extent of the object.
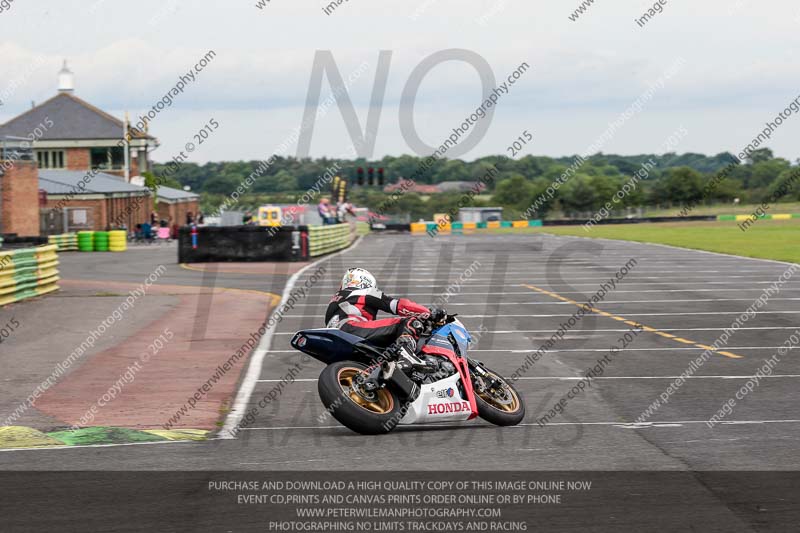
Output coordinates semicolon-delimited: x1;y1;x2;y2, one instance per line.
58;60;74;93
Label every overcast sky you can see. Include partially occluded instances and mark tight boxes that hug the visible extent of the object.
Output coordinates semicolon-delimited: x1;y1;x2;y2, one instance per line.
1;0;799;164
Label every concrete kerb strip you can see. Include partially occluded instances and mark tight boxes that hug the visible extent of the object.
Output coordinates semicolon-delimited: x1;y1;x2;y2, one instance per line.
219;236;366;439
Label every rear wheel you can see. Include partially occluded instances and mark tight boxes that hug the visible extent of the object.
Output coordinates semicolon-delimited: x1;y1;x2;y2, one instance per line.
471;366;525;426
318;361;403;435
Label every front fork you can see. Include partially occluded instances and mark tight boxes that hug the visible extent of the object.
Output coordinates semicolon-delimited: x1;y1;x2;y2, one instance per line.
468;358;503;391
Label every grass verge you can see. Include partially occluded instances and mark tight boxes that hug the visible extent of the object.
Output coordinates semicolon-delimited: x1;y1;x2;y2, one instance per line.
532;219;800;264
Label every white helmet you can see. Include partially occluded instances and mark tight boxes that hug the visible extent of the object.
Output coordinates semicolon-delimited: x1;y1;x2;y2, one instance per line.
341;268;377;290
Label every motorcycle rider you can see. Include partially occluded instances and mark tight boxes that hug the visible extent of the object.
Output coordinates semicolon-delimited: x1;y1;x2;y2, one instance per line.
325;267;444;354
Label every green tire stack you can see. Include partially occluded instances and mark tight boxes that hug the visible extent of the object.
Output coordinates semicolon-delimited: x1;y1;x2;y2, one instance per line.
77;231;94;252
93;231;110;252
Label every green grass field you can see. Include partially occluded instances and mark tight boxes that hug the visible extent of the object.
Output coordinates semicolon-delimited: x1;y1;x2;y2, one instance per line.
529;219;799;264
639;202;800;218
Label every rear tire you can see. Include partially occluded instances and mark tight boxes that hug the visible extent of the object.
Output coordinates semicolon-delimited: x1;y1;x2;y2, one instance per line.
318;361;403;435
472;367;525;426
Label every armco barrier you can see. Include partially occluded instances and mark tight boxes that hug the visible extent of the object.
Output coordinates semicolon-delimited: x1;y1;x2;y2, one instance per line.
0;245;60;307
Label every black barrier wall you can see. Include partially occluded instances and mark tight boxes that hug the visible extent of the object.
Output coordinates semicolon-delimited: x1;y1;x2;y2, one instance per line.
178;225;299;263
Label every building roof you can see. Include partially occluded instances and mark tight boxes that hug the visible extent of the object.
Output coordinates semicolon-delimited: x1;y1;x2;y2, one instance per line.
39;170;198;203
0;93;151;142
39;170;150;195
156;185;200;201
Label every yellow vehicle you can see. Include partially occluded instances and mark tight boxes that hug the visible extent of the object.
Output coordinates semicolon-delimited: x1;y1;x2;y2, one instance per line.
258;205;282;227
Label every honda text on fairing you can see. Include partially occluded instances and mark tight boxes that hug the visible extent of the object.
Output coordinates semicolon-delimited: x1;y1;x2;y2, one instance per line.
290;313;525;434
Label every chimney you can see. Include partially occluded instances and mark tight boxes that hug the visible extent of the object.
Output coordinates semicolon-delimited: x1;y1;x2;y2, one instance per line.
58;60;74;93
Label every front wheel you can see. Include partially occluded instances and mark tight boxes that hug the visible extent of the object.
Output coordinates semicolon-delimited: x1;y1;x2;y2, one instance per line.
318;361;403;435
471;366;525;426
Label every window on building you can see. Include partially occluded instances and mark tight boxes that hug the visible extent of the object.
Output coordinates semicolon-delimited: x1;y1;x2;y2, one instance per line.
90;147;125;170
36;150;65;169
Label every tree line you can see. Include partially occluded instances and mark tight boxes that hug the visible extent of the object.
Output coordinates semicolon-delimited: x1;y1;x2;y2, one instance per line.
152;147;799;220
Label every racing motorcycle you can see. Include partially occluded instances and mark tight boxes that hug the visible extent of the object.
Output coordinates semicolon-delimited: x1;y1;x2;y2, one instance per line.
290;314;525;434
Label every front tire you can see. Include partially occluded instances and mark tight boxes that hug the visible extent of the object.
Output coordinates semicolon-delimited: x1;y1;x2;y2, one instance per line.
318;361;403;435
472;366;525;426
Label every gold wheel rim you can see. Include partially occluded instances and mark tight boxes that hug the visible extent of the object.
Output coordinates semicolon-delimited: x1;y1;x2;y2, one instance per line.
337;367;394;414
477;372;520;413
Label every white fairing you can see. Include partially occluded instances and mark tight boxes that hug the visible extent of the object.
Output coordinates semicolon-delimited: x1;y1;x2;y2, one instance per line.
398;373;474;425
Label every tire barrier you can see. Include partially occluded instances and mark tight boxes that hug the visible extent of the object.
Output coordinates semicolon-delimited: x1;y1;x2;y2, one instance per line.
0;244;60;307
47;233;79;252
0;426;209;449
77;231;94;252
93;231;110;252
411;219;543;235
0;234;48;247
61;231;126;252
307;223;354;257
109;230;127;252
718;214;799;221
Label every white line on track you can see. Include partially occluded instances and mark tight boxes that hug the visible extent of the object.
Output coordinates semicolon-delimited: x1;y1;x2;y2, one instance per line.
272;326;800;336
296;290;800;296
263;346;796;354
277;310;800;318
283;299;800;307
255;374;800;383
239;419;800;431
220;237;365;439
310;281;800;288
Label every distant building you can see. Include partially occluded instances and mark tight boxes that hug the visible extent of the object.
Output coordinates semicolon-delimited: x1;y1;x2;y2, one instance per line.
383;178;441;194
154;185;201;227
437;181;489;193
38;170;199;233
459;207;503;223
383;179;489;195
0;61;157;181
38;170;151;233
0;159;38;236
0;62;196;236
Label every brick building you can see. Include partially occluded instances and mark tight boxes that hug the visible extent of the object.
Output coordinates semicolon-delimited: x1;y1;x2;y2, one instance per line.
38;170;198;233
155;186;201;226
0;62;156;181
0;160;39;236
0;62;197;235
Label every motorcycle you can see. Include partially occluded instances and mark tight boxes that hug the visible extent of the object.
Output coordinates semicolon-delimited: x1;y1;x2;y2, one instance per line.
290;314;525;434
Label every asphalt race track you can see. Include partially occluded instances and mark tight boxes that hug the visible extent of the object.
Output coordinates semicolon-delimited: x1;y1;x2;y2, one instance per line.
4;232;800;530
2;232;798;472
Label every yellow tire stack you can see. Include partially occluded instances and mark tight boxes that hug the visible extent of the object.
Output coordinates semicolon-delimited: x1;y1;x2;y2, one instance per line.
109;230;127;252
